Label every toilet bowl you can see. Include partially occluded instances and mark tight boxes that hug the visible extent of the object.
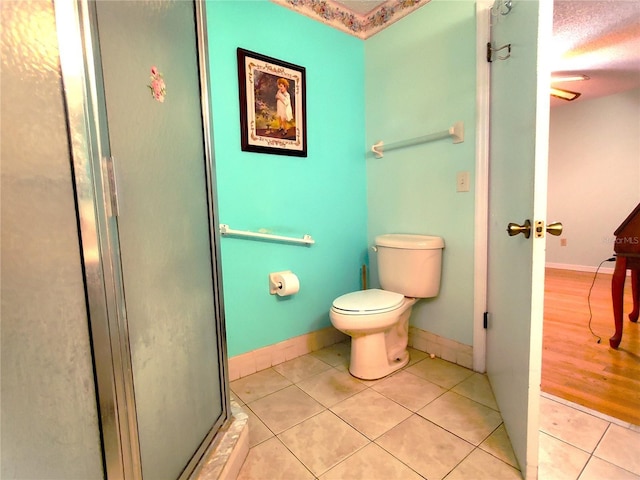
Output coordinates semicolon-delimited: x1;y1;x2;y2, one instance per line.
330;289;417;379
329;234;444;380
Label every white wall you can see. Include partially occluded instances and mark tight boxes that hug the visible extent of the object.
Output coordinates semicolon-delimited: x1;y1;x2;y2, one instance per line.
546;88;640;270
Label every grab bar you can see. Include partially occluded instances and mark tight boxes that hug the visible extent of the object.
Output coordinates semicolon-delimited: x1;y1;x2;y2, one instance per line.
219;224;315;246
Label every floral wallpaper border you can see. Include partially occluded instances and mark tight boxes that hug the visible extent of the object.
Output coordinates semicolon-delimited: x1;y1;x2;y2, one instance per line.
271;0;430;39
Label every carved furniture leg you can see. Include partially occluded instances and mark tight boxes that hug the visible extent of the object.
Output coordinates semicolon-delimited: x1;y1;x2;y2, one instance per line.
610;256;628;349
630;268;639;323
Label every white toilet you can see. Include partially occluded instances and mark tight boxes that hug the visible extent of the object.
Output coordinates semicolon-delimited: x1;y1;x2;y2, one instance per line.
330;234;444;380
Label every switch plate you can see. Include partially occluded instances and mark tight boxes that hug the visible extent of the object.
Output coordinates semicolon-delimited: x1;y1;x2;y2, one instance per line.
456;171;470;192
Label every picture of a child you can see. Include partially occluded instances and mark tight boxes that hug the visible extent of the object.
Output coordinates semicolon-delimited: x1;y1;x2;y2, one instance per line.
275;78;293;136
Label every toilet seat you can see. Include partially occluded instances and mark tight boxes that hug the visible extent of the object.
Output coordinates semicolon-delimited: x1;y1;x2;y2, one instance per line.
332;289;404;314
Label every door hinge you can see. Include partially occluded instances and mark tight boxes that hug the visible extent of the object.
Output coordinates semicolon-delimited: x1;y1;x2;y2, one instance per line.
102;156;120;217
487;42;512;63
483;311;489;329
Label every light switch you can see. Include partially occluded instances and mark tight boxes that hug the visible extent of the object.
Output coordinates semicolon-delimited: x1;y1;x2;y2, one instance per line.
456;171;470;192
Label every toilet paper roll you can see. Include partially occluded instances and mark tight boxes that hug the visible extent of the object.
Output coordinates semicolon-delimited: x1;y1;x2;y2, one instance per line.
274;272;300;296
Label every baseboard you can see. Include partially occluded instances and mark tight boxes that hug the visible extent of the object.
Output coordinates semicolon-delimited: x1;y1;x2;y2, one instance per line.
408;326;474;370
227;326;349;381
228;325;475;382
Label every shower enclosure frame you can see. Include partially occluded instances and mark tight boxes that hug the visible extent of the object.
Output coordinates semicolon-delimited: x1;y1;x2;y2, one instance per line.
55;1;229;478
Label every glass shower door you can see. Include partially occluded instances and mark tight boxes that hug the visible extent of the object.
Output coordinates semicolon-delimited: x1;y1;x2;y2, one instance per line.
93;2;224;478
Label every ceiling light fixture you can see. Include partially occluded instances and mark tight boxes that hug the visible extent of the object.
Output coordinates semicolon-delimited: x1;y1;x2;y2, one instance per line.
550;87;581;101
550;73;589;101
551;74;590;83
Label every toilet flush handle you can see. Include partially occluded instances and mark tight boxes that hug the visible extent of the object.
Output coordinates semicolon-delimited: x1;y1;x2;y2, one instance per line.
371;246;377;252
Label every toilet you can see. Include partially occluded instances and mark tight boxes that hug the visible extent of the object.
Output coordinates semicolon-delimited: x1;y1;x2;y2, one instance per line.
329;234;444;380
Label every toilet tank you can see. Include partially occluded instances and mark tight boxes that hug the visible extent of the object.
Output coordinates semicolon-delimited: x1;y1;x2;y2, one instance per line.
375;234;444;298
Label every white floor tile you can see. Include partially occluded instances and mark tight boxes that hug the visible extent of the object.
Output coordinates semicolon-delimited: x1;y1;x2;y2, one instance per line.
330;388;412;440
232;352;640;480
278;410;369;477
272;354;333;383
594;424;640;475
237;437;314;480
479;424;519;469
539;396;609;453
320;442;423;480
297;367;367;408
445;448;521;480
405;357;474;389
538;431;591;480
579;456;640;480
230;368;291;404
376;414;474;480
248;385;324;434
417;391;503;445
451;372;498;410
371;369;446;411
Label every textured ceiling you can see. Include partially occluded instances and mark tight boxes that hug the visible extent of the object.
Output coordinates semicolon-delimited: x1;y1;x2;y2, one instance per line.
551;0;640;105
278;0;640;105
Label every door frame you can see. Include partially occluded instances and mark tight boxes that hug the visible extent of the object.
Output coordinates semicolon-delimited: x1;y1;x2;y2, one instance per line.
55;1;229;478
56;1;140;476
473;0;492;374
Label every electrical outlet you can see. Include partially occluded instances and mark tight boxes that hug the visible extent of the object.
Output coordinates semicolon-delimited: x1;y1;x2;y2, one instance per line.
456;171;470;192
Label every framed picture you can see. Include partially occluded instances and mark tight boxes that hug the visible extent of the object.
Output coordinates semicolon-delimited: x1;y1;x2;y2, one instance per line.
237;48;307;157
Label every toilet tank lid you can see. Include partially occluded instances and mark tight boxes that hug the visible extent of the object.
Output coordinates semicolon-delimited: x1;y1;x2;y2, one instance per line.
375;234;444;249
332;289;404;313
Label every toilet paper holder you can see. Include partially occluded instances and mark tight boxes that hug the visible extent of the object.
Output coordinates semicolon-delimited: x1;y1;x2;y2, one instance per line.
269;270;299;296
269;272;286;294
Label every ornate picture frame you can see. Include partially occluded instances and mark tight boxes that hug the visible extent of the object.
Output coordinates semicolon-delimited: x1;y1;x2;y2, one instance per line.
237;48;307;157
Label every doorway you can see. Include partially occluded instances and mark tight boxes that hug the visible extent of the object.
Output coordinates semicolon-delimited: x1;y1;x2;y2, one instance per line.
541;89;640;426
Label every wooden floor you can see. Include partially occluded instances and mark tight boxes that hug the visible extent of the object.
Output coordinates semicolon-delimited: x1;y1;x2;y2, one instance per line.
542;268;640;426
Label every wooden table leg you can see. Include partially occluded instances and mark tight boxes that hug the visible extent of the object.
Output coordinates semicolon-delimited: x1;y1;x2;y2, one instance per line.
610;256;628;349
630;268;640;323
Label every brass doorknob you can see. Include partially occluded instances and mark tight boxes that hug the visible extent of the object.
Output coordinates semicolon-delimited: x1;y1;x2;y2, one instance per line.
546;222;563;236
507;219;531;238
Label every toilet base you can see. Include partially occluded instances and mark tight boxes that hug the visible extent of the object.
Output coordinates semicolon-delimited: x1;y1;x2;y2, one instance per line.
348;331;410;380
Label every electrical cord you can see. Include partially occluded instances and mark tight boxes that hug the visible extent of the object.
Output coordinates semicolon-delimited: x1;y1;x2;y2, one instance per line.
587;256;617;343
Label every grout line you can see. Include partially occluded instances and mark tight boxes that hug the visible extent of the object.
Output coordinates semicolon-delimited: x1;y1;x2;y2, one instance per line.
540;429;595;457
239;347;640;480
273;434;317;479
592;422;611;456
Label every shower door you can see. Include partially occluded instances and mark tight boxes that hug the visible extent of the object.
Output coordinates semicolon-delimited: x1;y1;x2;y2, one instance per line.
64;1;227;478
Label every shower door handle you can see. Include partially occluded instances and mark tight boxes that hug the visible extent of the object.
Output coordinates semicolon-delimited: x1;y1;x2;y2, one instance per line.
102;156;120;217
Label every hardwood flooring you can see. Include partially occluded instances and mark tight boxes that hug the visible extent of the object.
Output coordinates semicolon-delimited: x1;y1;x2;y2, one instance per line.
542;268;640;426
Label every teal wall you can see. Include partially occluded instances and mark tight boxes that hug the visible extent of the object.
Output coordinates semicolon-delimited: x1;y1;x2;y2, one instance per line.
364;0;477;345
206;1;367;356
207;0;478;355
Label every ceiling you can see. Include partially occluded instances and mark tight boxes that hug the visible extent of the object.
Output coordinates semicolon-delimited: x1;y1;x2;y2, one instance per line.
551;0;640;105
282;0;640;106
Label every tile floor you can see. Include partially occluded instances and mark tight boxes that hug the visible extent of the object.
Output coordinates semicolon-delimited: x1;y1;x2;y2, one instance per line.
230;341;640;479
